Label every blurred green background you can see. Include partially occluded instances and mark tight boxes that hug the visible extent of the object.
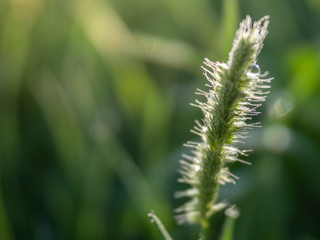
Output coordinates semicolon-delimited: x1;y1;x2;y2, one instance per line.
0;0;320;239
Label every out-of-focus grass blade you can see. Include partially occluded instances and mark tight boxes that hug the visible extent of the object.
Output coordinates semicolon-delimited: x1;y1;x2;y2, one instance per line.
94;127;173;225
286;45;320;102
220;0;239;59
0;0;42;168
135;32;199;71
33;74;88;181
108;59;172;168
163;0;219;50
220;216;236;240
0;163;12;240
0;3;43;239
77;0;198;70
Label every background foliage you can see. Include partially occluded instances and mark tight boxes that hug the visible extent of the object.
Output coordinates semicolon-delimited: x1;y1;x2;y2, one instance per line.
0;0;320;239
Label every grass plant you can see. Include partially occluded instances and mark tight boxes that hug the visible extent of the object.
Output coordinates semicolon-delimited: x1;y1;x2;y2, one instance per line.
150;15;272;240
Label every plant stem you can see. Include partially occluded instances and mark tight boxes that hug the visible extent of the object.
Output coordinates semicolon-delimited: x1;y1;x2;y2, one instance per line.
148;210;173;240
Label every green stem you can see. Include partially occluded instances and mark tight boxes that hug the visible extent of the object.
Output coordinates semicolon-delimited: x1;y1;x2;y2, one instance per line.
199;224;209;240
148;210;173;240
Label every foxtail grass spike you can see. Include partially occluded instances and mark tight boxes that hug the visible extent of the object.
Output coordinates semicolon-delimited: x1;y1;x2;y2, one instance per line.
175;15;272;227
